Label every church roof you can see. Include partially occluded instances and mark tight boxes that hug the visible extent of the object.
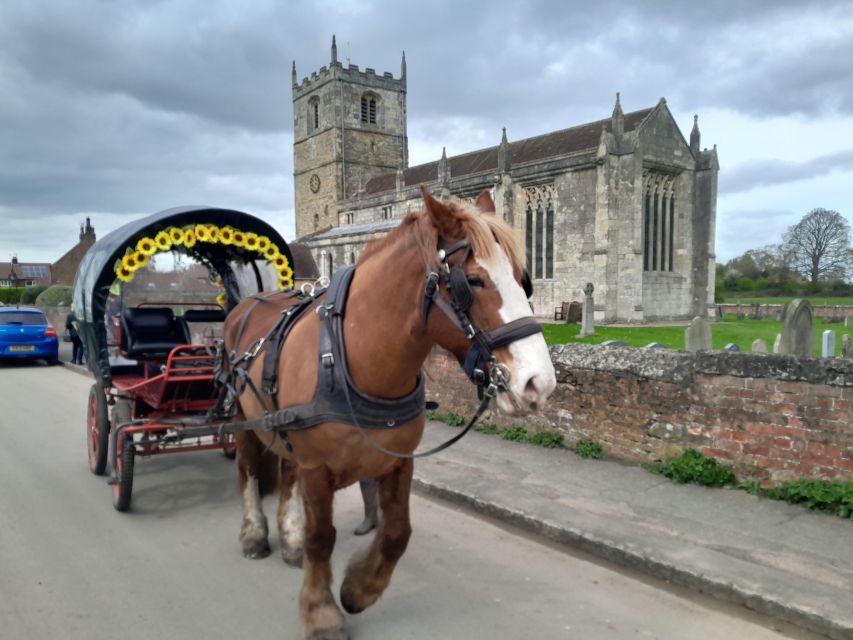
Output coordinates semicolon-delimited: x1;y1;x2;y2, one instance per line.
364;107;653;195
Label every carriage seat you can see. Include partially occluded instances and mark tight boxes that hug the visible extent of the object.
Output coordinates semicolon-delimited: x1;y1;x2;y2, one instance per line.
119;307;191;359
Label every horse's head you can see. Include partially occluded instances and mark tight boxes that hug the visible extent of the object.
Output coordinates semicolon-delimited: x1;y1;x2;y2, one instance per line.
419;186;556;415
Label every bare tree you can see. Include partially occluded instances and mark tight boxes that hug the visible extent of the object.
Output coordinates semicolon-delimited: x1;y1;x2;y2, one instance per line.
782;209;853;284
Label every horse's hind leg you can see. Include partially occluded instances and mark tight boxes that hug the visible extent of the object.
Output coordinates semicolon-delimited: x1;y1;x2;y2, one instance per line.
277;457;305;567
340;459;413;615
299;466;346;640
353;479;379;536
236;431;271;559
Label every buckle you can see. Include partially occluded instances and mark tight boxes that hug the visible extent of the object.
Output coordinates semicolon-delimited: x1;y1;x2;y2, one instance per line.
321;352;335;367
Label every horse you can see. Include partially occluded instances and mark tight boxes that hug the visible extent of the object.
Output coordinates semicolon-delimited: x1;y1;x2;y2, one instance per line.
223;185;556;640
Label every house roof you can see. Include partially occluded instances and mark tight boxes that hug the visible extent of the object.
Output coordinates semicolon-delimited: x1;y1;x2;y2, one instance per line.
364;107;653;194
0;262;51;280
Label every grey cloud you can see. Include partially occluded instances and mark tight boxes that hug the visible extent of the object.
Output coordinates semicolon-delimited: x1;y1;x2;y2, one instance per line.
721;150;853;195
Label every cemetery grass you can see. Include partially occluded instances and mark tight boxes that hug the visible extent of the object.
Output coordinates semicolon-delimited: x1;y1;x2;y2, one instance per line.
543;316;851;357
721;294;853;306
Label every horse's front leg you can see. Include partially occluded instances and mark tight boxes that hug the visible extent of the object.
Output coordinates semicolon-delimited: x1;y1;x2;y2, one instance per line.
340;459;413;614
236;431;271;559
299;466;346;640
277;457;305;567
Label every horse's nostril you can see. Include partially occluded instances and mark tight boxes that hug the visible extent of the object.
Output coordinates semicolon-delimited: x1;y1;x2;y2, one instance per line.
525;375;541;399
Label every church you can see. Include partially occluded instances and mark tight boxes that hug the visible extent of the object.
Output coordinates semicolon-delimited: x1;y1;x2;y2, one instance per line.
293;38;718;323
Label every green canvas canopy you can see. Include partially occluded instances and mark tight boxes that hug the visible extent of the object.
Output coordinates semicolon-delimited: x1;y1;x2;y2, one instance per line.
72;206;293;387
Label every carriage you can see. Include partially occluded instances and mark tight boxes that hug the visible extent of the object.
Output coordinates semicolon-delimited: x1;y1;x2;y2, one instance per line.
72;206;298;511
74;188;555;639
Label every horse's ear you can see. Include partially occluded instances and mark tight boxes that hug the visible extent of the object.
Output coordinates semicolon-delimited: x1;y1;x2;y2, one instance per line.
420;184;458;236
475;190;496;216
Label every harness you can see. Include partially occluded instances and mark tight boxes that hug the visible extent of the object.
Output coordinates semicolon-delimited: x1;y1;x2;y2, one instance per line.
216;239;542;459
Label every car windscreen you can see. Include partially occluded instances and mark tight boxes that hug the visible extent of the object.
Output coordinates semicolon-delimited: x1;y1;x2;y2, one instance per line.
0;312;46;326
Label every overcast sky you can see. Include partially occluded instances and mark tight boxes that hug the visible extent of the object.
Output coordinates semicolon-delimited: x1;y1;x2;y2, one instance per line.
1;0;851;266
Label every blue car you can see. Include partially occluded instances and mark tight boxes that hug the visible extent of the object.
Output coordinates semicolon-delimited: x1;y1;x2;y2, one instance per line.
0;305;59;365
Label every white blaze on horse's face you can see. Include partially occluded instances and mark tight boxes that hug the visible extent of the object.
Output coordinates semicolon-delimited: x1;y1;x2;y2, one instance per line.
476;246;556;414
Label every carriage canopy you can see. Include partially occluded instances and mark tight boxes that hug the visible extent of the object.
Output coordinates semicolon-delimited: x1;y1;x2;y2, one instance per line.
72;206;294;386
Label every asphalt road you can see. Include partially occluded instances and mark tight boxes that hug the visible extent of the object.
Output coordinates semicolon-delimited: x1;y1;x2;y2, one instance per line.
0;363;822;640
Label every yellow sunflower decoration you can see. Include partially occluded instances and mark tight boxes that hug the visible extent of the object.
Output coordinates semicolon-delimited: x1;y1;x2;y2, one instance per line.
113;224;294;291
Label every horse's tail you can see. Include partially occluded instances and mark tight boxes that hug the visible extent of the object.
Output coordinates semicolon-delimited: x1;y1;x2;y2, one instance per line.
257;448;281;497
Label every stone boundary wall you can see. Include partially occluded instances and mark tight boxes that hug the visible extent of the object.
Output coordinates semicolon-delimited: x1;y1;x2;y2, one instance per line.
425;345;853;486
719;303;853;320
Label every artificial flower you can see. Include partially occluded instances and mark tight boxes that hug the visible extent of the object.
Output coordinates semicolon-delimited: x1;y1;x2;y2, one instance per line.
122;253;139;270
116;266;134;282
194;224;210;243
136;236;157;256
183;228;197;248
154;231;171;251
216;292;226;306
263;244;280;261
133;251;149;269
244;232;259;250
219;227;234;245
232;230;245;247
207;225;220;243
169;227;184;245
256;235;270;251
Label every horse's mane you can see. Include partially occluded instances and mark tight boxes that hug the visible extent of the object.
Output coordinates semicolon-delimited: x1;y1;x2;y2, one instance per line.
358;199;524;274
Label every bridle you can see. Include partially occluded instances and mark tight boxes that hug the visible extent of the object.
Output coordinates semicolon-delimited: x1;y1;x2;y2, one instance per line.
421;238;542;402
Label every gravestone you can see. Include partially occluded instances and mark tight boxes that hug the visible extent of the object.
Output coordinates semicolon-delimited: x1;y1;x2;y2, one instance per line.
566;301;583;324
778;299;813;357
578;283;595;338
601;340;629;347
644;342;666;350
773;333;782;354
749;304;761;320
685;316;712;351
842;334;852;359
773;311;783;322
822;330;836;358
715;305;725;319
723;343;741;352
751;339;768;353
845;316;852;328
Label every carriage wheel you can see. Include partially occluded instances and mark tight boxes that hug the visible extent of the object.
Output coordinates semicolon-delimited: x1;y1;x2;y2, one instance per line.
87;384;110;475
112;434;135;512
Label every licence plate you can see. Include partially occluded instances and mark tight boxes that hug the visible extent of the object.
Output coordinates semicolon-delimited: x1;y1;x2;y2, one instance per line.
9;345;35;352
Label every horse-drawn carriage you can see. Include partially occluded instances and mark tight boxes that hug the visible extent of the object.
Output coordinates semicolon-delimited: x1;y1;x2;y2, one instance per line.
72;206;296;511
74;189;556;639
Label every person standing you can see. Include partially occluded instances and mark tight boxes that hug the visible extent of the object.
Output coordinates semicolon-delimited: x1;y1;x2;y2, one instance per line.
66;310;84;365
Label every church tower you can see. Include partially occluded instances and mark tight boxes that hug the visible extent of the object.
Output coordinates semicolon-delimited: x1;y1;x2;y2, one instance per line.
292;36;408;238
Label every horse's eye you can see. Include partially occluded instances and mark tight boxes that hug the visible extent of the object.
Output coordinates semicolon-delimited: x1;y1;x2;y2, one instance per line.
466;276;485;288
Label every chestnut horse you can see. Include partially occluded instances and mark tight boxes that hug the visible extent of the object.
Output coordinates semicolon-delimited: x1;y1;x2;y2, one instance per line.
223;186;556;639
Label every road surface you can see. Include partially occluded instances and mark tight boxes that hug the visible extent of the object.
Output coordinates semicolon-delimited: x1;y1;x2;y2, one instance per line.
0;363;820;639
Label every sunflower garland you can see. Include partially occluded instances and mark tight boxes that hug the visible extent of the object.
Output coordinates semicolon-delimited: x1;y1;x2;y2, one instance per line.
113;223;294;291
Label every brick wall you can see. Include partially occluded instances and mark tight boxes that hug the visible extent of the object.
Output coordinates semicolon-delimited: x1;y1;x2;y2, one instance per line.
425;344;853;486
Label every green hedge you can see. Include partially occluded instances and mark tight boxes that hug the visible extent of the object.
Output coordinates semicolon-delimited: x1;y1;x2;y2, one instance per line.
0;288;25;304
35;285;72;307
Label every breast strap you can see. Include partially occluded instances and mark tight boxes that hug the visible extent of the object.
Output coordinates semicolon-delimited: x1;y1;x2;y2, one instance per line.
264;266;425;432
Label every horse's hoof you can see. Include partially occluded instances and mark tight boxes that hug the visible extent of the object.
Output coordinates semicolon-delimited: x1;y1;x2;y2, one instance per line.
281;548;304;568
353;517;377;536
242;539;271;559
340;593;365;615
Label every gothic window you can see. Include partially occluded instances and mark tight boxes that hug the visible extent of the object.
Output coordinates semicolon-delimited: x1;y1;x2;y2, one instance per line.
381;206;392;220
344;212;354;224
523;185;555;280
348;250;356;265
308;97;320;133
360;93;377;124
642;173;676;273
